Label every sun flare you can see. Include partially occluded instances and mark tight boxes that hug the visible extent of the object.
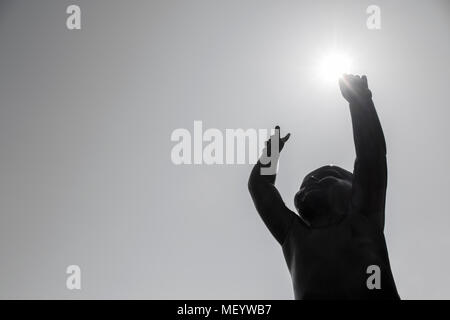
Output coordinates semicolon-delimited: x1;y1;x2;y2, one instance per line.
319;52;352;82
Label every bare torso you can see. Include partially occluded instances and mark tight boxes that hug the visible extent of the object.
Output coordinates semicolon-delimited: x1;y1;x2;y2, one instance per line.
282;215;399;299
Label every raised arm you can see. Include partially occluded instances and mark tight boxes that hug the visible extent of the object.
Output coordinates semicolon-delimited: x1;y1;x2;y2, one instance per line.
248;126;297;245
339;74;387;231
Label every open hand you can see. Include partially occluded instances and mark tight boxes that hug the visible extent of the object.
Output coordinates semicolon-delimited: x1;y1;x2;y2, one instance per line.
265;125;290;157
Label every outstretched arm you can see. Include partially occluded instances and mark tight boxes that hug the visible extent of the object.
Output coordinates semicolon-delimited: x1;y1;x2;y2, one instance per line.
248;126;297;245
339;74;387;231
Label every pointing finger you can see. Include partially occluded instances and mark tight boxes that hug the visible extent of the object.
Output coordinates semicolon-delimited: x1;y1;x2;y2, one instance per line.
274;125;281;138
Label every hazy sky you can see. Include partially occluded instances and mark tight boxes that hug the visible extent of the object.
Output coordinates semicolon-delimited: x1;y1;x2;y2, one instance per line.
0;0;449;299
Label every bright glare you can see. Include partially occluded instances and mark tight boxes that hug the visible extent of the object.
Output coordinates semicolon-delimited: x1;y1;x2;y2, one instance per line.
319;52;352;82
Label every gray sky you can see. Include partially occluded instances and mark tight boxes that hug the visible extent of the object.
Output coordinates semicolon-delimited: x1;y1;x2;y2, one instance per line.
0;0;449;299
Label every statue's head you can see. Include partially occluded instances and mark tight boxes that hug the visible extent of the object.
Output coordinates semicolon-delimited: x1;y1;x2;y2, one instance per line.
294;165;353;228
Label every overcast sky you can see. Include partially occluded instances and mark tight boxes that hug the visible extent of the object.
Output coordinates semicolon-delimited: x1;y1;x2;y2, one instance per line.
0;0;449;299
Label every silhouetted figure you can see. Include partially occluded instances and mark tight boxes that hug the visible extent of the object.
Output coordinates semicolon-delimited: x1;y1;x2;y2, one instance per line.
248;74;399;299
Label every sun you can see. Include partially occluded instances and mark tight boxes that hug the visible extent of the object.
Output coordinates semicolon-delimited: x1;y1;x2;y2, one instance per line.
318;51;352;82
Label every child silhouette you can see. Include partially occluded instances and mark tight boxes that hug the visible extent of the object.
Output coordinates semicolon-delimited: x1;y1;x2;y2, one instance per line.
248;74;399;299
